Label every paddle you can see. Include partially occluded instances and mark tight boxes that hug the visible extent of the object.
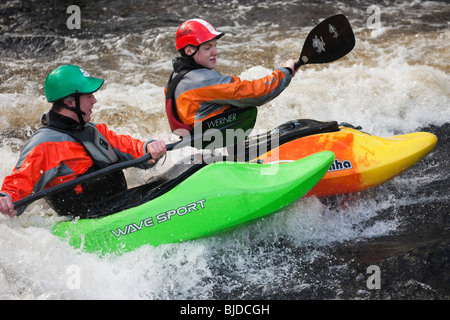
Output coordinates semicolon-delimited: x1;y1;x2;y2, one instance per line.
13;111;255;212
294;14;355;70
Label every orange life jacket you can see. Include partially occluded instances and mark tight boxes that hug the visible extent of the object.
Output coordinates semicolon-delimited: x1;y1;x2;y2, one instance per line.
165;58;292;134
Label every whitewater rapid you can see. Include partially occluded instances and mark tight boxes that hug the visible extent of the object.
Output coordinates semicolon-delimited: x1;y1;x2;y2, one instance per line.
1;0;449;300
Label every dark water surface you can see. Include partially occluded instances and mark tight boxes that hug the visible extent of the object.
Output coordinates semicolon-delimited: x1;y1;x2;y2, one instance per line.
0;0;449;300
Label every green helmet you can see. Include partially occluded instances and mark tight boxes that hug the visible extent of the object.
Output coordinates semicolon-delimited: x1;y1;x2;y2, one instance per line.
44;65;104;102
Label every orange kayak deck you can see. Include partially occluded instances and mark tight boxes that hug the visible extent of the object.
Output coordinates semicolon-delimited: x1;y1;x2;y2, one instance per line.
256;127;437;197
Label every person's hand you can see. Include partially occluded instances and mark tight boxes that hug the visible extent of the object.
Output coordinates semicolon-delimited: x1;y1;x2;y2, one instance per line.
0;195;17;217
282;59;298;76
146;140;167;164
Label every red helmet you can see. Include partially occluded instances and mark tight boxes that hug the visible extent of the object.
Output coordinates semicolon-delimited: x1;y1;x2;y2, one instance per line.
175;19;224;51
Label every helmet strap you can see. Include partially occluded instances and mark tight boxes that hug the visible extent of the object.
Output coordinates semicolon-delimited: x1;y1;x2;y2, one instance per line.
73;94;86;125
180;47;203;68
61;94;86;125
187;46;199;57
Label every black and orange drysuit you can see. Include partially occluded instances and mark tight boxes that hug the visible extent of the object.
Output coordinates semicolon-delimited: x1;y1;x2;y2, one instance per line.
165;57;293;132
0;110;156;217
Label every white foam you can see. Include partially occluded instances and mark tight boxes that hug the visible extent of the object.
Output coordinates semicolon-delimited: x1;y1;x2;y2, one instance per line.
1;2;448;299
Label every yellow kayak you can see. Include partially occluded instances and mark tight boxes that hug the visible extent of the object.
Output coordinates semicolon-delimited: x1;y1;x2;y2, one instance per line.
251;121;437;197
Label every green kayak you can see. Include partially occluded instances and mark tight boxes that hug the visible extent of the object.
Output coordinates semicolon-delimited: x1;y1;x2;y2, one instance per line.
52;151;334;255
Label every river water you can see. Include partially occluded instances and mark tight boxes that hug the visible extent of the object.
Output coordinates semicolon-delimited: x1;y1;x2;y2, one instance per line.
0;0;449;301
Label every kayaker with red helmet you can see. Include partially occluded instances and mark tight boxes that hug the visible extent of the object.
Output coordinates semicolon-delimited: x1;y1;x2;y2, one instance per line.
0;65;166;218
165;18;297;135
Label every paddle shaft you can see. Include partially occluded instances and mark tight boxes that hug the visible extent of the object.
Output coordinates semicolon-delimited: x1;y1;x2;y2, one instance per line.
12;108;255;212
12;142;179;211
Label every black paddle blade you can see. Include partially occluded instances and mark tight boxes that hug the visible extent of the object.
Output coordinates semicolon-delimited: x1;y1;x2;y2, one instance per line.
295;14;355;69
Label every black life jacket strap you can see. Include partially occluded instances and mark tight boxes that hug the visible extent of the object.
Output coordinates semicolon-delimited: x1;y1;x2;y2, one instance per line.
59;94;86;125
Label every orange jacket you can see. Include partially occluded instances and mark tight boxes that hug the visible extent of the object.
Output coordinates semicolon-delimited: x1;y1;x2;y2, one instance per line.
1;121;152;214
166;58;293;129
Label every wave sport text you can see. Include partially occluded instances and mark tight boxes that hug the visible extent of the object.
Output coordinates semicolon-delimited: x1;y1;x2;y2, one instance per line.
110;199;207;238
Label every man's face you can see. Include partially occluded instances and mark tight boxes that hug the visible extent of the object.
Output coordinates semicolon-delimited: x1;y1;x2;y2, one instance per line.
193;39;219;70
79;93;97;123
65;93;97;123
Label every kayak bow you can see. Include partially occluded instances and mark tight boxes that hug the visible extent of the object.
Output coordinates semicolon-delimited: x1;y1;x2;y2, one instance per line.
253;122;437;197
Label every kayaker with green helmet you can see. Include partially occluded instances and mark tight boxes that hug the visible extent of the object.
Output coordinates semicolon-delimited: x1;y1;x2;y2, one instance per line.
0;65;166;218
165;18;298;135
